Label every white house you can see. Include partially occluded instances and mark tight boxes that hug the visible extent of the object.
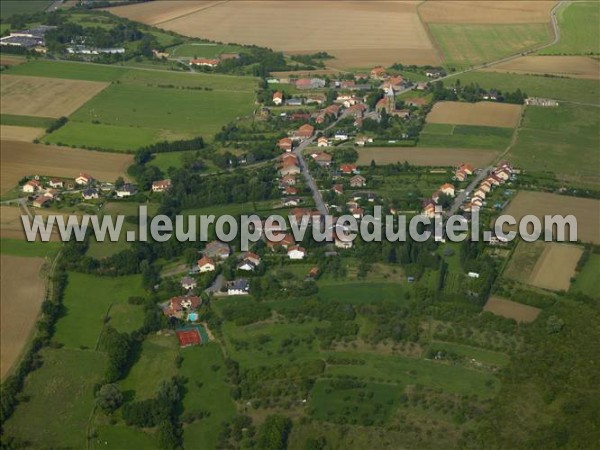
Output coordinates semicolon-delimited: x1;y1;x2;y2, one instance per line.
152;179;171;193
440;183;455;197
197;256;216;273
75;173;92;185
115;184;137;198
287;245;306;260
272;91;283;105
181;276;197;290
23;179;41;193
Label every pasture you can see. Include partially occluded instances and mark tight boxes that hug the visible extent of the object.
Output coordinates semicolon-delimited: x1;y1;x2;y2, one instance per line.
180;343;238;449
0;125;45;142
119;334;179;401
483;296;541;323
3;348;106;449
114;0;439;68
483;56;600;80
426;101;522;128
356;146;497;167
571;254;600;298
446;72;600;105
0;238;61;258
418;123;513;150
0;140;133;194
0;255;46;380
53;273;145;349
418;1;556;24
0;75;108;118
0;0;53;18
508;103;600;186
529;243;583;292
541;2;600;55
429;23;550;69
504;192;600;245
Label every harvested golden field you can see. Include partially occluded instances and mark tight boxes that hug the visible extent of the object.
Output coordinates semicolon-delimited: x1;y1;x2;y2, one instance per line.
484;296;541;323
504;192;600;245
356;147;497;167
0;255;46;380
529;243;583;291
483;56;600;80
0;125;45;142
419;1;556;24
0;206;72;241
0;75;108;118
105;0;217;25
137;1;438;68
0;140;133;194
426;101;522;128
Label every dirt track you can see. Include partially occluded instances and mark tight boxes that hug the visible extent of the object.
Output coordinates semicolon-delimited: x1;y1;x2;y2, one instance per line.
0;255;46;380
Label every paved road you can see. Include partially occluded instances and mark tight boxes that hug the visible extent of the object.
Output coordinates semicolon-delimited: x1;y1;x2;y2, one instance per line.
448;169;490;216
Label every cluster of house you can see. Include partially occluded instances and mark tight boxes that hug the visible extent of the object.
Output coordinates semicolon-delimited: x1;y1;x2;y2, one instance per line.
21;172;141;207
189;53;240;68
0;26;55;52
265;232;307;260
66;46;125;55
463;161;514;213
524;97;559;107
454;163;476;182
422;183;457;218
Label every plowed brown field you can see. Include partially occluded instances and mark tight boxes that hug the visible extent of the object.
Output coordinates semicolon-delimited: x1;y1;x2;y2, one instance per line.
426;101;522;128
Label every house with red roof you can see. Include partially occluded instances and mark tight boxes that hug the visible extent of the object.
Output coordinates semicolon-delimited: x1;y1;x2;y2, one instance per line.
23;179;41;193
163;295;201;319
197;256;216;273
190;58;219;68
272;91;283;105
340;163;358;175
277;137;293;152
294;124;314;141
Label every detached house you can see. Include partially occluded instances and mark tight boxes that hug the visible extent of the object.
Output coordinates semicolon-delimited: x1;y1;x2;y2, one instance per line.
340;164;358;175
227;279;250;295
197;256;216;273
317;136;329;147
204;241;231;259
49;178;64;188
115;184;137;198
181;276;197;290
288;245;306;260
190;58;219;67
32;196;51;208
266;233;295;250
350;175;366;188
23;179;41;193
163;295;201;319
82;188;99;200
277;137;293;152
294;124;315;141
152;179;171;193
75;173;93;185
272;91;283;105
440;183;455;197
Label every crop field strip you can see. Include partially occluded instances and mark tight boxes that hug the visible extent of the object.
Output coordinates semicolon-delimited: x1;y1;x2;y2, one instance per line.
426;101;522;128
356;147;498;167
482;55;600;80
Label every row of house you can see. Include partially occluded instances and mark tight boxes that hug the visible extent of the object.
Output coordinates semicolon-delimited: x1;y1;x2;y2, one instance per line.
464;161;514;212
189;53;240;68
423;183;457;218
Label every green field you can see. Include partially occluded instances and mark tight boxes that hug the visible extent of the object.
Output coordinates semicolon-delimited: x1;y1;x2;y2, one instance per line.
310;379;402;425
430;23;551;70
3;348;106;449
43;122;160;152
6;60;127;82
448;71;600;105
147;151;193;172
508;103;600;185
324;351;498;397
541;2;600;55
571;253;600;298
119;334;179;401
0;0;52;18
169;42;245;59
180;343;237;449
87;221;136;258
0;238;61;258
0;113;55;129
419;123;514;150
54;273;145;349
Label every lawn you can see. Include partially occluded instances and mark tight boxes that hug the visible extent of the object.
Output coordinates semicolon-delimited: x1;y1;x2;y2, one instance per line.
91;424;158;450
53;273;145;349
541;2;600;55
419;124;514;150
0;0;52;18
430;23;551;70
3;348;106;449
427;341;510;367
43;122;160;152
119;334;179;401
5;60;126;82
310;379;402;426
571;253;600;298
148;150;194;172
0;113;55;129
508;103;600;185
180;343;237;449
447;72;600;105
0;238;61;258
324;351;498;398
87;221;136;259
317;282;410;305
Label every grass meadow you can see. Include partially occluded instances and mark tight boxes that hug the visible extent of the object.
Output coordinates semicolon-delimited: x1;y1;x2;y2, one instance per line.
430;23;550;70
0;0;52;18
541;2;600;55
447;72;600;105
180;343;237;449
508;103;600;186
571;253;600;298
419;123;514;150
3;348;106;449
0;238;61;259
0;113;55;129
53;273;145;349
